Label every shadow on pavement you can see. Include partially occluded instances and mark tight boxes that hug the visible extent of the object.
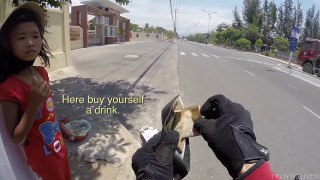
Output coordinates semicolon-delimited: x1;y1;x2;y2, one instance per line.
50;77;167;179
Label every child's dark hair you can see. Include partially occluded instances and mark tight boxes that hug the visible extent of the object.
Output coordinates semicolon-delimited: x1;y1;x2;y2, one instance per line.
0;8;53;82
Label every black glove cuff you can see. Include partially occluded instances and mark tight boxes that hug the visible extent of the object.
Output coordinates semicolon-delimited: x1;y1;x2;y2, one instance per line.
231;125;269;163
234;160;266;180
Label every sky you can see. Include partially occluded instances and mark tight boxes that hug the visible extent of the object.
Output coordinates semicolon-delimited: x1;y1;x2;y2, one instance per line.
72;0;320;36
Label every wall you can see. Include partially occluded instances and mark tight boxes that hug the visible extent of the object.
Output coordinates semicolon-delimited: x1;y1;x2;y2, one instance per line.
0;2;71;72
131;32;164;42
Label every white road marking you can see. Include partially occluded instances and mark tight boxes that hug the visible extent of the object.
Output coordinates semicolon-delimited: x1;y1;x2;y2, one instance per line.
273;67;287;73
124;55;139;58
191;52;198;56
201;53;210;57
273;66;320;88
222;59;229;62
286;83;298;91
303;106;320;119
249;59;262;64
211;54;221;58
245;71;256;77
232;57;242;60
263;62;274;66
180;52;186;56
222;56;232;59
239;58;252;62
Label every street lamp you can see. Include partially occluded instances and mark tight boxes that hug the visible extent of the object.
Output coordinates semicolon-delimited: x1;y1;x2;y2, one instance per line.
202;10;217;34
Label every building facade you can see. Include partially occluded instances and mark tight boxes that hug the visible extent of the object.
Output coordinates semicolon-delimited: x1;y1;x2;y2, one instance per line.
70;0;130;47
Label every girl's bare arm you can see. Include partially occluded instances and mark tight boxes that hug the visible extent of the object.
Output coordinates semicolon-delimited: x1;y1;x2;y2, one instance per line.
1;78;49;144
1;101;39;144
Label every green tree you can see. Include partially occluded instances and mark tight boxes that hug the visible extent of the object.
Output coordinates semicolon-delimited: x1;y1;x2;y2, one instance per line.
262;1;277;46
223;27;242;44
214;31;224;44
216;23;230;32
269;1;277;30
235;38;251;50
89;17;95;30
255;38;263;49
156;26;167;33
242;0;261;25
129;23;139;32
243;24;262;45
293;1;304;28
232;6;243;29
165;31;175;39
282;0;295;39
302;5;315;40
273;36;289;52
312;10;320;38
277;5;285;36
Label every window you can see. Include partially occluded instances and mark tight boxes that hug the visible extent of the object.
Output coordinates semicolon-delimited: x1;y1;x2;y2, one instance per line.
78;12;81;25
111;26;117;37
105;25;117;37
303;42;317;50
105;17;109;25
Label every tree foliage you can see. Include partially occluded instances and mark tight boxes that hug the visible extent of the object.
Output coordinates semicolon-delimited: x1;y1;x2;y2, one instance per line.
242;0;261;25
302;5;316;40
235;38;252;50
273;36;289;52
255;38;263;49
243;24;262;44
281;0;295;38
130;23;140;32
232;6;243;29
312;11;320;39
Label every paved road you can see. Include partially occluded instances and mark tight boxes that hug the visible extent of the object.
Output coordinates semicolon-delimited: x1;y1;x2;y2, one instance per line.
70;41;320;179
70;41;180;139
177;40;320;179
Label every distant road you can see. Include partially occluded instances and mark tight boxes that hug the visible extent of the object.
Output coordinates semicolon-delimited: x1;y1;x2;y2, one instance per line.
177;40;320;180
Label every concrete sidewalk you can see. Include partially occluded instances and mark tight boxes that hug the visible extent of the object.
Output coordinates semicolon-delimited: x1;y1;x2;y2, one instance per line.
49;67;141;180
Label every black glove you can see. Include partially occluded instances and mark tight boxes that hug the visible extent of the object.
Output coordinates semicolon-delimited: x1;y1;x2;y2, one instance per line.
194;94;269;178
132;130;179;180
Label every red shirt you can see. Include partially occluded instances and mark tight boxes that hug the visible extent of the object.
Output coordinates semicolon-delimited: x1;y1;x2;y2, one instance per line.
236;161;281;180
0;66;67;172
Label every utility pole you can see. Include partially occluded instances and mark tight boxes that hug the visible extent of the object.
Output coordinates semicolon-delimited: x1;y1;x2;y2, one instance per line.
174;9;178;38
288;0;299;69
202;10;217;44
202;10;217;33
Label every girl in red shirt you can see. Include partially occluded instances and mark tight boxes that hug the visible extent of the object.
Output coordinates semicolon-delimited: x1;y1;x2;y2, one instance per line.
0;2;71;180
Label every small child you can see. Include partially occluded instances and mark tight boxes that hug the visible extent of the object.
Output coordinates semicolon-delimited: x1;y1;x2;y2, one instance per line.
0;2;71;180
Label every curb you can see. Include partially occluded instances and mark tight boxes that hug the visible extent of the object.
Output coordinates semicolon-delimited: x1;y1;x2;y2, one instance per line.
255;53;301;69
115;124;141;180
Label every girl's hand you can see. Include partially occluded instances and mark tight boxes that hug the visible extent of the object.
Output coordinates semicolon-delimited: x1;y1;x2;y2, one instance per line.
29;76;50;106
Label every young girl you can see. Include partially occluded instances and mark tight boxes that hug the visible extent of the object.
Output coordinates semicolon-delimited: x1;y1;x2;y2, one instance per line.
0;2;71;180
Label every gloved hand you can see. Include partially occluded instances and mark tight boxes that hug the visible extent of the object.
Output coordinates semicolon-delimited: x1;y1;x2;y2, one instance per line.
132;130;179;180
194;94;269;178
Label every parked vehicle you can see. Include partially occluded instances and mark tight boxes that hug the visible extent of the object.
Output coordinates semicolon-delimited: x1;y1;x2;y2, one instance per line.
297;38;320;76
